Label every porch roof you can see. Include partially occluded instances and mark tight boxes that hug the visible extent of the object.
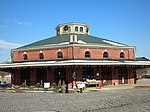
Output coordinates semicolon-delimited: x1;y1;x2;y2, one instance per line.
0;59;150;69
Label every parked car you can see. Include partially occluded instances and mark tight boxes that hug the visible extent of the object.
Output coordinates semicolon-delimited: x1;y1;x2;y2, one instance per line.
0;81;10;88
142;74;150;79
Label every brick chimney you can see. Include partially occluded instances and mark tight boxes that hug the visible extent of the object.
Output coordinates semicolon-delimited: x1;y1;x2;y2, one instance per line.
69;35;78;44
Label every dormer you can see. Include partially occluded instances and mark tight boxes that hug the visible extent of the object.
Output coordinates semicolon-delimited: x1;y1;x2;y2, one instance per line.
55;22;89;35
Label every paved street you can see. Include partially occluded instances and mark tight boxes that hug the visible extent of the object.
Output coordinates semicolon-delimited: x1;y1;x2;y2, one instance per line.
0;88;150;112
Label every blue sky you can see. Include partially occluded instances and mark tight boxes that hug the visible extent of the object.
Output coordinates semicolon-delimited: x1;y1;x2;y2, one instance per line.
0;0;150;62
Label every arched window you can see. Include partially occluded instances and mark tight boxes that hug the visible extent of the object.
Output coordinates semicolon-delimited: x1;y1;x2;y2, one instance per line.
103;52;108;58
120;52;125;59
57;52;63;58
80;27;83;32
39;53;44;60
75;26;78;32
63;25;68;31
85;51;90;58
86;27;89;33
23;54;28;60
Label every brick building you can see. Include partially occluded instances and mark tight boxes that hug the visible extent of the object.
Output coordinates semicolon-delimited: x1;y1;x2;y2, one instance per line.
0;22;150;88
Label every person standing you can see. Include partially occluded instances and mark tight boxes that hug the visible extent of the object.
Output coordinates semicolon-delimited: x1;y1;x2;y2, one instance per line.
99;82;102;89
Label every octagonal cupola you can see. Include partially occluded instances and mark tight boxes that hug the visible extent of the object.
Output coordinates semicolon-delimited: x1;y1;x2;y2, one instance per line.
55;22;89;35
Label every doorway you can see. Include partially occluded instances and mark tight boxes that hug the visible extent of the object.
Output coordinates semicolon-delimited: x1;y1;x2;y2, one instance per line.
82;67;94;81
101;67;112;85
118;67;128;84
20;68;30;85
54;68;66;85
36;68;46;85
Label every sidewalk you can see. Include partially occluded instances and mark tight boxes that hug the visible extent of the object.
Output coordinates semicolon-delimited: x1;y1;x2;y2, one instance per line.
86;78;150;92
85;84;134;92
0;79;149;93
102;84;134;90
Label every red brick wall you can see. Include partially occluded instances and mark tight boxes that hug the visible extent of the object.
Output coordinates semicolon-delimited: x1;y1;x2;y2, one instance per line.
12;46;135;62
66;67;74;88
112;68;119;85
46;68;54;83
30;68;36;85
14;69;21;85
128;67;136;84
76;67;82;81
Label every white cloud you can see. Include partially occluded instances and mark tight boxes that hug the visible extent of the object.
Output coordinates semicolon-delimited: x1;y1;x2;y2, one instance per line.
0;50;6;54
0;39;22;49
15;19;30;26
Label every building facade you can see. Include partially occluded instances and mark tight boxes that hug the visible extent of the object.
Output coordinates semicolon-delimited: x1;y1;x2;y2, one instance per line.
1;22;150;88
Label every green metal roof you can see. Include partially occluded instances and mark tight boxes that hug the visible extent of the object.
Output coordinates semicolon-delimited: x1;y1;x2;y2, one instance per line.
16;34;128;49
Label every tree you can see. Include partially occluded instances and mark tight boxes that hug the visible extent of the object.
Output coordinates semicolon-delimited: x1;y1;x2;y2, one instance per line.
136;68;150;78
0;71;10;83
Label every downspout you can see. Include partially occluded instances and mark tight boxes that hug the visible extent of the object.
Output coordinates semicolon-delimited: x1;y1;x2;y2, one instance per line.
72;45;74;60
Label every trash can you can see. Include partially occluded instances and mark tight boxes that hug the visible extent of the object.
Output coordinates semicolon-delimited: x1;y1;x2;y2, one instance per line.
44;82;50;89
61;85;66;93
